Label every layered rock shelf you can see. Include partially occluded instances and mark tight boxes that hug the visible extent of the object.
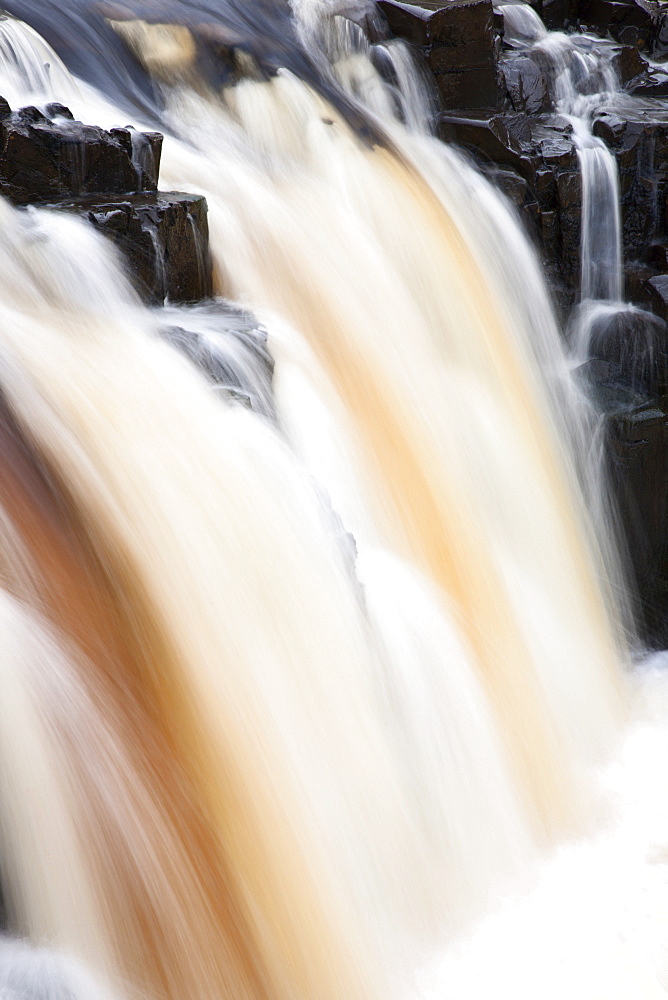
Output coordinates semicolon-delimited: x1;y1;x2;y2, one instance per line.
72;192;211;305
0;99;212;303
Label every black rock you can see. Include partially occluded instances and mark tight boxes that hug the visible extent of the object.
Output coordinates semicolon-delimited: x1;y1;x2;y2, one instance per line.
0;107;162;204
378;0;500;108
337;4;391;42
575;0;660;47
605;398;668;646
576;304;668;395
55;192;212;305
44;103;75;120
501;53;550;114
645;273;668;322
611;42;647;87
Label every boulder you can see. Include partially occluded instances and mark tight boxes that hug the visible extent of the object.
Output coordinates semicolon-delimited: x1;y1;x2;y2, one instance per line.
0;97;211;306
574;304;668;395
574;0;661;48
645;274;668;322
0;104;161;204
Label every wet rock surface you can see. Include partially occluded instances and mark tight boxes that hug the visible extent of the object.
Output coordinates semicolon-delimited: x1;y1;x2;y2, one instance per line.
0;97;212;305
378;0;500;108
61;192;212;305
0;104;162;203
585;360;668;646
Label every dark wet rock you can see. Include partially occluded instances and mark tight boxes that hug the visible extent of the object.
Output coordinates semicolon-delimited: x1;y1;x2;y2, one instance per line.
44;102;75;120
629;68;668;99
576;359;668;646
591;111;626;145
645;274;668;322
432;64;500;108
537;0;668;57
0;105;161;204
501;53;550;114
625;260;662;304
606;397;668;646
485;163;530;206
56;192;212;305
612;42;648;87
579;305;668;395
574;0;660;47
554;168;581;284
592;107;668;268
0;97;211;308
438;109;579;294
378;0;500;108
16;105;49;125
438;110;528;170
378;0;467;45
646;244;668;272
438;109;577;180
609;44;668;97
539;0;575;31
654;9;668;59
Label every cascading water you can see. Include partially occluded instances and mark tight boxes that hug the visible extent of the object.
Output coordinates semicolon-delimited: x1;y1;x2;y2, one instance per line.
492;2;661;641
497;0;668;408
0;3;660;1000
498;4;623;313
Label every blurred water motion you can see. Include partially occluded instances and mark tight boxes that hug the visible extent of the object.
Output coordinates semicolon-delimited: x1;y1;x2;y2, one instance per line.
0;5;646;1000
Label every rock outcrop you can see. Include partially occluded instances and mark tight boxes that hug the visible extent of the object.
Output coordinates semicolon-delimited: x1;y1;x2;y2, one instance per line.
0;99;212;303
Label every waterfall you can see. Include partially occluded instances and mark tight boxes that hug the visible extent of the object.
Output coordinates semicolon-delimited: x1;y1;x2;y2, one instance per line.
499;6;624;303
0;4;656;1000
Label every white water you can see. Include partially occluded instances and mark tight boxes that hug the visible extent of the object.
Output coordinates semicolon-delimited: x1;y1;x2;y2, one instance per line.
421;662;668;1000
0;933;117;1000
0;8;658;1000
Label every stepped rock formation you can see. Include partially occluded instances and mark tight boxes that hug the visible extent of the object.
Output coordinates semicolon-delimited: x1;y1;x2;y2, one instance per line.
0;95;211;303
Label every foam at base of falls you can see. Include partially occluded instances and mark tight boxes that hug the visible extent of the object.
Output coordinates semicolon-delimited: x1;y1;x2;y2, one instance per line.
420;663;668;1000
0;935;118;1000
